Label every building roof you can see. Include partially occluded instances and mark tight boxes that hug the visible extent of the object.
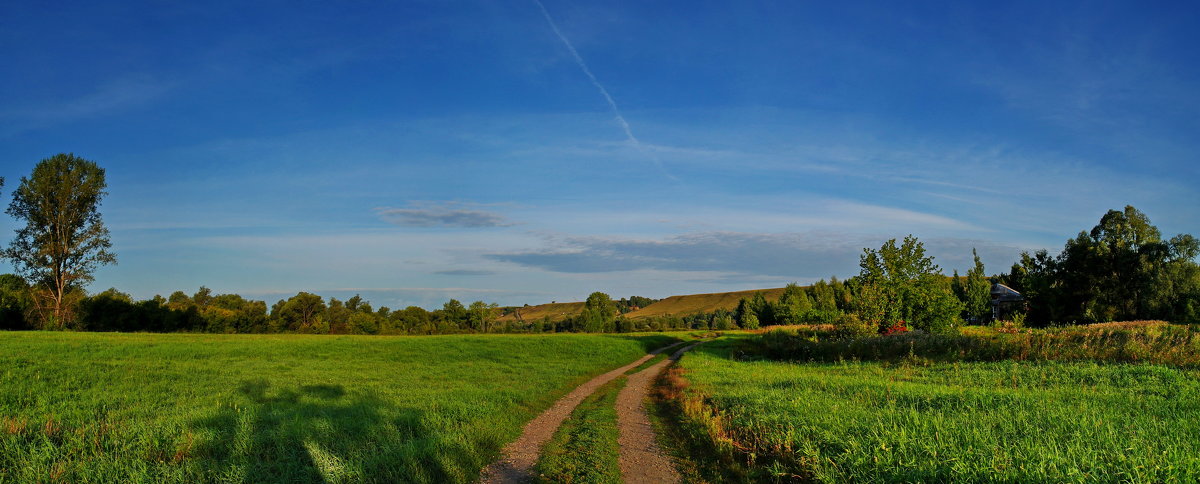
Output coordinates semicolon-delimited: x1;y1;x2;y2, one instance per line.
991;283;1024;302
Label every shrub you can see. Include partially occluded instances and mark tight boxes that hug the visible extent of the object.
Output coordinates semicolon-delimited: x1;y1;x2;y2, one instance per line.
880;320;910;336
753;321;1200;368
831;313;875;340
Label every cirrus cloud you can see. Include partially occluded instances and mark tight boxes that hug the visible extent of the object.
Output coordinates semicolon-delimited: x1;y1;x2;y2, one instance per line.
485;231;1027;280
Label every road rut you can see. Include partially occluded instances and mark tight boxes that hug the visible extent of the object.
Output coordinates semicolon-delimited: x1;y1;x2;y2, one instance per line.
478;341;684;484
616;343;701;484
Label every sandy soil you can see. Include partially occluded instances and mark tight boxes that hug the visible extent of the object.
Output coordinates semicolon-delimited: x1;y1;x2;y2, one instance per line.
616;343;701;484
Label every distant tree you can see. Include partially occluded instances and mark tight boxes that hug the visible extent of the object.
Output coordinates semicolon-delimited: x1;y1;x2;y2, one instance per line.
747;292;775;325
275;292;326;331
629;295;656;309
345;294;365;312
441;299;468;329
0;274;32;330
740;311;760;330
999;249;1059;323
3;154;116;328
348;311;379;334
734;297;750;322
391;306;431;334
964;249;991;322
830;277;854;312
206;293;268;333
167;291;193;311
950;270;965;304
325;298;350;333
78;288;137;331
1005;206;1200;324
774;283;813;324
193;286;213;308
467;300;499;332
809;279;838;312
582;292;617;332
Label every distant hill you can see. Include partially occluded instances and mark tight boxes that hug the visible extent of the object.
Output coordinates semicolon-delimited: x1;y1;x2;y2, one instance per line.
625;287;788;319
497;301;586;323
498;287;789;323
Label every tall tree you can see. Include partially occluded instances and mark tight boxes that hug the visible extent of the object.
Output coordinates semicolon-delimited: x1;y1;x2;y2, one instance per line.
964;249;991;322
582;292;617;332
441;299;468;328
3;154;116;328
775;283;813;324
467;300;499;332
748;292;774;325
855;235;963;333
1000;206;1200;324
275;292;326;331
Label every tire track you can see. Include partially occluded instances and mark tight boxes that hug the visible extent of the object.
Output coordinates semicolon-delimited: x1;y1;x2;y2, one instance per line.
479;341;684;484
616;343;701;484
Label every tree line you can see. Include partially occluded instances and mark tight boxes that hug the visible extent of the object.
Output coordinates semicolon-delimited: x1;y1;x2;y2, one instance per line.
0;281;673;335
996;205;1200;325
0;154;1196;335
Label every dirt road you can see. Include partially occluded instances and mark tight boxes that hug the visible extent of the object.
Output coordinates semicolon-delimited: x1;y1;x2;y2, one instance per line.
616;343;701;484
478;341;684;484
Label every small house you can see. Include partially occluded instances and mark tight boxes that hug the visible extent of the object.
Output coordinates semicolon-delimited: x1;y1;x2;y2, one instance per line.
990;283;1024;321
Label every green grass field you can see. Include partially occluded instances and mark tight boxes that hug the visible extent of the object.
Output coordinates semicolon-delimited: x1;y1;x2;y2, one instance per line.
673;336;1200;483
0;331;675;483
535;378;623;484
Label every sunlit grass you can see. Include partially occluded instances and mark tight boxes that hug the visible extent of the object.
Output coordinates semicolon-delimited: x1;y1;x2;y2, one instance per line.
673;337;1200;482
0;331;676;483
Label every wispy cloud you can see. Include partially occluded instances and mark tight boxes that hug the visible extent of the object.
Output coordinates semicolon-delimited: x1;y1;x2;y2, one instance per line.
376;203;516;228
485;231;1026;279
532;0;676;181
434;269;497;276
0;75;173;133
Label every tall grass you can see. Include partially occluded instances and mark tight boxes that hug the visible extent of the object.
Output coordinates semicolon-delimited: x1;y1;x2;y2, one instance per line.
757;321;1200;368
0;331;675;483
671;338;1200;482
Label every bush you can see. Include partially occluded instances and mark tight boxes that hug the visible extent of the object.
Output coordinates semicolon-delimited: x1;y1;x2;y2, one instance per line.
753;321;1200;368
831;313;875;340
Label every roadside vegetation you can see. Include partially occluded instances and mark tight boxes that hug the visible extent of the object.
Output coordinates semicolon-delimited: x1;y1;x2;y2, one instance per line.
758;320;1200;368
0;331;674;483
668;332;1200;482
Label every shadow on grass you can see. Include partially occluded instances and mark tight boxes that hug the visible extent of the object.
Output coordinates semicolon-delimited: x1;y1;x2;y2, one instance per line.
190;379;485;483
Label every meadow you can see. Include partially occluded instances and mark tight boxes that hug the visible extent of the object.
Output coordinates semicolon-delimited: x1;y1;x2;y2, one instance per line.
0;331;676;483
668;330;1200;482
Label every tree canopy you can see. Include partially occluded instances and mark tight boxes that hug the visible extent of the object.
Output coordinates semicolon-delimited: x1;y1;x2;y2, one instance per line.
855;235;963;333
3;154;115;327
1001;205;1200;324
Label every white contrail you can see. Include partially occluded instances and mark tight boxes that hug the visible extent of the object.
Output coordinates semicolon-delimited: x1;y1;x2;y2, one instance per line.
532;0;677;181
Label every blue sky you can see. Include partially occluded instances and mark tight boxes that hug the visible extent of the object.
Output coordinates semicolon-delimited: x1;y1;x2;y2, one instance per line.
2;1;1198;309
